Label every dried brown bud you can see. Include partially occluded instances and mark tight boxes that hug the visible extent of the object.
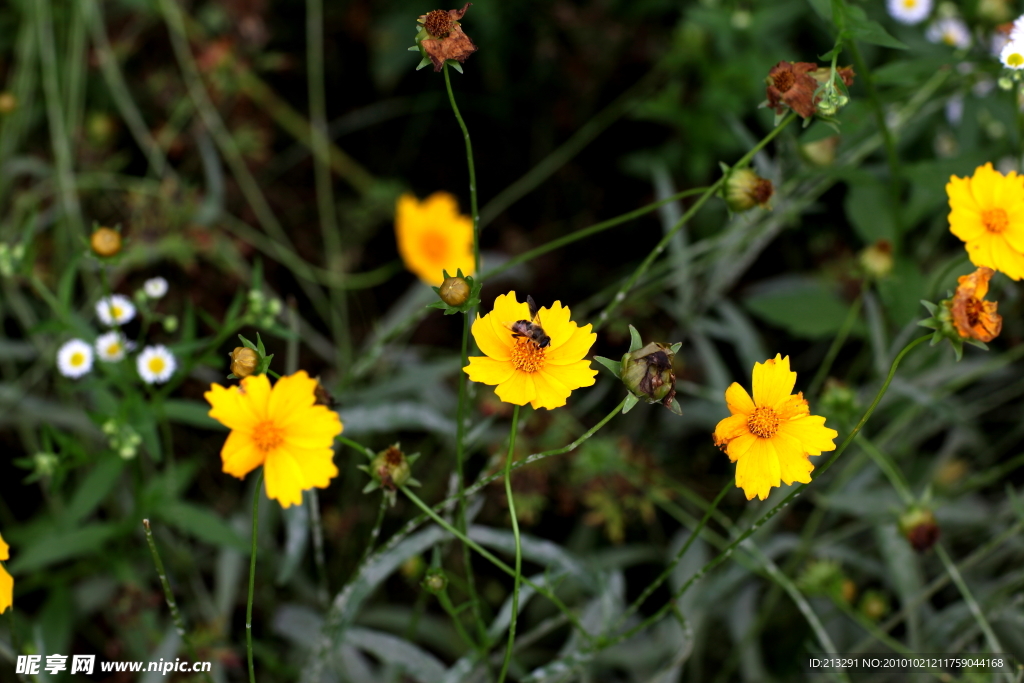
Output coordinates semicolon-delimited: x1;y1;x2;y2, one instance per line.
859;239;894;279
90;227;122;258
950;267;1002;342
725;168;773;212
417;3;477;72
371;445;412;491
230;346;259;378
765;61;854;119
899;507;940;553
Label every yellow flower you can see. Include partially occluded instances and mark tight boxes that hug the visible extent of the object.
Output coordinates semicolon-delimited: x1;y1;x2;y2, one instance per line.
205;371;343;507
947;163;1024;280
0;532;12;613
713;355;838;501
395;192;475;286
464;291;598;410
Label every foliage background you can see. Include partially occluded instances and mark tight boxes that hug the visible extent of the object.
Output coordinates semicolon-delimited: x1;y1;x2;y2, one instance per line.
1;0;1024;681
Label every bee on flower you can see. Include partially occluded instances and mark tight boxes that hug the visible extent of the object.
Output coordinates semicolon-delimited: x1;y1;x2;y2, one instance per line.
137;345;176;384
96;294;136;327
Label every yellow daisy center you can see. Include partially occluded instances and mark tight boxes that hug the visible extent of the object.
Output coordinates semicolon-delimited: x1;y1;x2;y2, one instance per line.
253;419;285;452
510;337;546;373
419;231;448;263
982;208;1009;234
111;305;123;319
148;357;166;374
70;352;85;367
1009;53;1024;67
107;343;121;356
747;405;780;438
902;0;916;7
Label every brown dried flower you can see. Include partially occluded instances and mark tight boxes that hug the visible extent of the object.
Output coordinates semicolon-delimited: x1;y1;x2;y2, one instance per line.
950;267;1002;342
417;3;477;72
765;61;855;119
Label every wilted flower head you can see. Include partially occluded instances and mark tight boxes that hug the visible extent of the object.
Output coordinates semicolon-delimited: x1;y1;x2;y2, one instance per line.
416;3;478;72
899;506;940;552
765;61;854;119
950;267;1002;342
725;168;773;212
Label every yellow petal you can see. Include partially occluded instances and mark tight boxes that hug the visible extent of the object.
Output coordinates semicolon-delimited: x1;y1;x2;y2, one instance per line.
0;564;11;614
422;190;461;218
948;208;985;242
946;175;979;212
540;359;597;391
205;383;261;432
489;291;531;340
752;354;796;409
465;355;516;386
724;382;755;415
713;413;749;448
531;367;573;409
536;300;573;349
264;444;339;508
268;371;317;423
472;313;512;361
220;429;266;479
0;532;8;561
239;373;272;420
725;431;757;464
970;163;997;208
494;370;536;405
545;323;596;365
734;437;781;501
280;405;343;445
777;415;838;455
992;238;1024;280
772;430;815;485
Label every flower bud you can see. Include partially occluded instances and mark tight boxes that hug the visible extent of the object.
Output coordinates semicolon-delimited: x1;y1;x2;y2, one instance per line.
230;346;259;378
725;168;773;212
33;452;59;477
899;507;940;552
859;239;894;279
841;579;857;605
0;92;16;115
163;315;179;333
90;227;122;258
438;275;470;307
421;569;448;594
620;342;677;406
859;590;889;621
371;444;413;491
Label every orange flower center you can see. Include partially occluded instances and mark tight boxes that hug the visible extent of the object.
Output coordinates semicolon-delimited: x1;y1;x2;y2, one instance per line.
419;231;448;262
253;420;285;452
982;208;1008;234
747;406;780;438
510;337;546;373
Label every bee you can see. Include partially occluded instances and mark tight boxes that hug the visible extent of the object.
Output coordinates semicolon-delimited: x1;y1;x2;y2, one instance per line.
505;295;551;348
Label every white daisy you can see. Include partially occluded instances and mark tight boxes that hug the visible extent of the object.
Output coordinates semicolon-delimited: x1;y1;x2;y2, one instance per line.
95;331;128;362
887;0;932;25
143;277;168;299
1011;15;1024;43
926;18;972;49
137;345;176;384
96;294;136;326
1001;38;1024;69
57;339;94;379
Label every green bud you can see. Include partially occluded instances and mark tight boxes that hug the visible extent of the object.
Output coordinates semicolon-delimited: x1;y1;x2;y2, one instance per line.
796;558;846;598
421;569;448;595
620;342;678;407
34;452;59;477
370;445;413;491
724;168;773;212
163;315;179;333
898;506;940;553
859;589;890;621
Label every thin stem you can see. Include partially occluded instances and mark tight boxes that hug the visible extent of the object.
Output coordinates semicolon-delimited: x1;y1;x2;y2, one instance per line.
857;435;913;505
594;113;796;330
438;589;480;651
141;520;213;683
246;470;265;683
935;544;1009;674
604;335;930;649
356;495;388;570
443;63;480;276
400;485;593;642
497;405;523;683
308;490;329;607
454;310;487;643
808;286;864;397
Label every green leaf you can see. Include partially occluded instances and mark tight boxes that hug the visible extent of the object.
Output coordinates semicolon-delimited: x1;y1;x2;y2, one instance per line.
157;502;250;552
9;523;121;573
845;181;896;244
162;399;220;429
592;355;622;376
744;277;863;340
64;458;126;526
627;325;643;353
622;394;640;414
842;4;907;49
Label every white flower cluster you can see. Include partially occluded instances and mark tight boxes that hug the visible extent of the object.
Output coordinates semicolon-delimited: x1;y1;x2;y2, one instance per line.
1000;16;1024;70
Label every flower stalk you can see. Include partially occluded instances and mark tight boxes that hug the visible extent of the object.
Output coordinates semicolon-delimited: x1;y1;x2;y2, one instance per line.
498;405;523;683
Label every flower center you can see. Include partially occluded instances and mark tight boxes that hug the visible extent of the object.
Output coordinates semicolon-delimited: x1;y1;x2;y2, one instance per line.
510;337;546;373
423;9;454;37
982;208;1008;233
253;420;285;452
107;343;121;356
747;406;780;439
419;231;449;262
110;305;123;319
902;0;916;6
1009;52;1024;67
772;70;795;93
70;352;85;367
148;357;166;375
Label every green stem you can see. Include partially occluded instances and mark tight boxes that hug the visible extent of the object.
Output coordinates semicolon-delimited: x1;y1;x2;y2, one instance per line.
497;405;523;683
355;495;388;570
308;490;329;606
141;520;213;683
808;286;864;397
454;310;487;643
400;485;593;642
443;63;480;276
935;544;1008;672
246;470;264;683
594;113;796;330
857;435;913;505
603;334;930;649
438;588;480;651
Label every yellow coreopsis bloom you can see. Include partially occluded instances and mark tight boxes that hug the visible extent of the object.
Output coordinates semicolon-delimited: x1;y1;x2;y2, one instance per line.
205;371;343;507
947;163;1024;280
0;532;12;613
713;355;838;501
464;291;598;410
395;192;475;286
